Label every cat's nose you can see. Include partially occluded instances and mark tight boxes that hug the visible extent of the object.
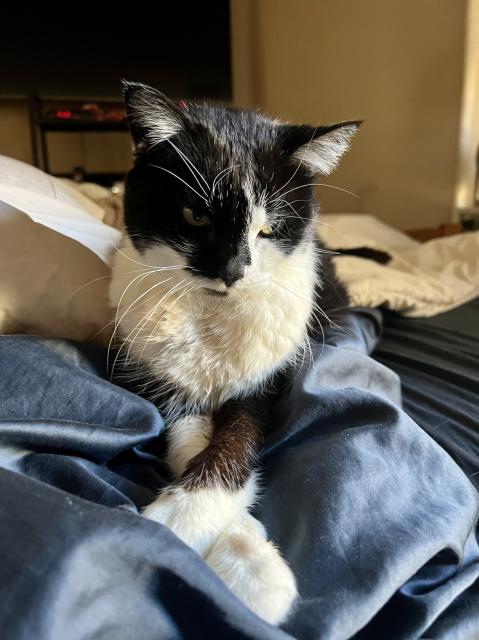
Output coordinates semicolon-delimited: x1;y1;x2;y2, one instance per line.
219;258;245;288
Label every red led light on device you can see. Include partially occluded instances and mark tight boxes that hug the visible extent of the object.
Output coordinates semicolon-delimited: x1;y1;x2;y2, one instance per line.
56;110;72;119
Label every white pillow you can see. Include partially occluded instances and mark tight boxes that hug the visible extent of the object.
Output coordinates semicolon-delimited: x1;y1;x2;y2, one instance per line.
0;156;121;343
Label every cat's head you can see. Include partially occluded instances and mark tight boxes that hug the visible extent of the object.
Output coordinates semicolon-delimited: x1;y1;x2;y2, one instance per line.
122;81;360;294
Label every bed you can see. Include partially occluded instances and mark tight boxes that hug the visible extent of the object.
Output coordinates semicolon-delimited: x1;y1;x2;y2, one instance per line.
0;298;477;640
0;157;478;638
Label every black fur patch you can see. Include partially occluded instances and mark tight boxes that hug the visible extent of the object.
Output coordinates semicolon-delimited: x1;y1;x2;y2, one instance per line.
122;81;359;286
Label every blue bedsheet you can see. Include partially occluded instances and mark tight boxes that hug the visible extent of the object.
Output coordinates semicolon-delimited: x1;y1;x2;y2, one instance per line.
0;307;477;640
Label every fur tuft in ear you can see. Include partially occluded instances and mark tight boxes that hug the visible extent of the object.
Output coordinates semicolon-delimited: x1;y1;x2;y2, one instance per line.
285;121;362;175
122;80;186;154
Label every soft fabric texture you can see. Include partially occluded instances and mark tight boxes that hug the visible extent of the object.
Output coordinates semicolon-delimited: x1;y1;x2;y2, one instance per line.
321;214;479;317
0;305;478;639
59;178;124;230
1;155;477;346
0;156;119;342
0;204;112;341
374;297;479;491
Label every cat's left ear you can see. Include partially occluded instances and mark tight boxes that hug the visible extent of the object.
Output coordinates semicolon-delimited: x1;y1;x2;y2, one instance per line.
122;80;187;155
281;121;362;175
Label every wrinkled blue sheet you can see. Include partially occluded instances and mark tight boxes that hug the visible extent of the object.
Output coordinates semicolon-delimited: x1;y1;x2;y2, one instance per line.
0;307;478;640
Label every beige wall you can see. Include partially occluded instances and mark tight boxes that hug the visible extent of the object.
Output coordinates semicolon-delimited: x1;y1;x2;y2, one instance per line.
47;131;131;175
0;101;32;164
455;0;479;214
231;0;468;230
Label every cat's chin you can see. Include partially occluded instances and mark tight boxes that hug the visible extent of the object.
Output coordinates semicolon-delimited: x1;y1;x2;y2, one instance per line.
203;288;229;297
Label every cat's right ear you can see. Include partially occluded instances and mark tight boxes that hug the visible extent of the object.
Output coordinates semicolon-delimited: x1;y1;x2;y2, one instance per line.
122;80;187;156
280;121;362;175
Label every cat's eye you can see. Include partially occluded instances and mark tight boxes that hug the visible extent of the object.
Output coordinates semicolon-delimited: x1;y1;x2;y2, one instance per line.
182;207;211;227
258;224;273;238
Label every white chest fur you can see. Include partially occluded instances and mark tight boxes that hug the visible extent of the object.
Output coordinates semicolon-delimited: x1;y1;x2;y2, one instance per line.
109;237;317;415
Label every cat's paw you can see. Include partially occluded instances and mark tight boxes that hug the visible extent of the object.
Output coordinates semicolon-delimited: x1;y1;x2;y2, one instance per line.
142;485;247;556
205;513;298;625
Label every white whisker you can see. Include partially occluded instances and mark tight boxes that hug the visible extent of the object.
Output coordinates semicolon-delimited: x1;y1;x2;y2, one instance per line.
149;163;209;203
126;279;193;365
66;268;150;303
211;164;243;194
166;139;210;195
107;273;174;375
269;182;359;204
109;276;176;377
266;129;318;203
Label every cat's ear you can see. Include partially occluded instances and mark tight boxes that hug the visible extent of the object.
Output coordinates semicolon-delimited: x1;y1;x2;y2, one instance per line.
122;80;186;154
281;121;362;175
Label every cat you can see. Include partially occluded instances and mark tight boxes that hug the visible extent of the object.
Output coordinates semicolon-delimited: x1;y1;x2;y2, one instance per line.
109;81;360;625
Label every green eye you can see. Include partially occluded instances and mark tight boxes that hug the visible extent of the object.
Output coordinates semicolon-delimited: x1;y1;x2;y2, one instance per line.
183;207;211;227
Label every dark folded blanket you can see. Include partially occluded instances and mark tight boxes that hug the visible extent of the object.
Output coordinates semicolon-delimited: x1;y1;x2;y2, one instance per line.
0;308;477;640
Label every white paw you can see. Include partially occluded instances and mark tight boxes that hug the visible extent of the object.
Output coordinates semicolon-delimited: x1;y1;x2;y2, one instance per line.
205;513;298;625
143;485;249;556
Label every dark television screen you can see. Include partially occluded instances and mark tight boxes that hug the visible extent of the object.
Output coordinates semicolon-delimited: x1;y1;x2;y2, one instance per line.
0;5;231;100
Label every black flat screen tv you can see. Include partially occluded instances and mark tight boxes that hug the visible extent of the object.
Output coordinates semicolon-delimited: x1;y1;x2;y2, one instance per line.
0;5;231;101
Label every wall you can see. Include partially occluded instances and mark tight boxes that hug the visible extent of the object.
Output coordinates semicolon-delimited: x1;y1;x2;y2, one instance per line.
455;0;479;213
0;101;32;164
231;0;468;230
47;132;131;175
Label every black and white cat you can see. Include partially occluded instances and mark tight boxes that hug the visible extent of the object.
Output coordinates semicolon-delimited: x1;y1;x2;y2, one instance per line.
110;81;359;624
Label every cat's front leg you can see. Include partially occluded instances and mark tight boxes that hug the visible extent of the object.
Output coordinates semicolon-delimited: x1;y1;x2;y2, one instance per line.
143;412;257;555
143;404;297;625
